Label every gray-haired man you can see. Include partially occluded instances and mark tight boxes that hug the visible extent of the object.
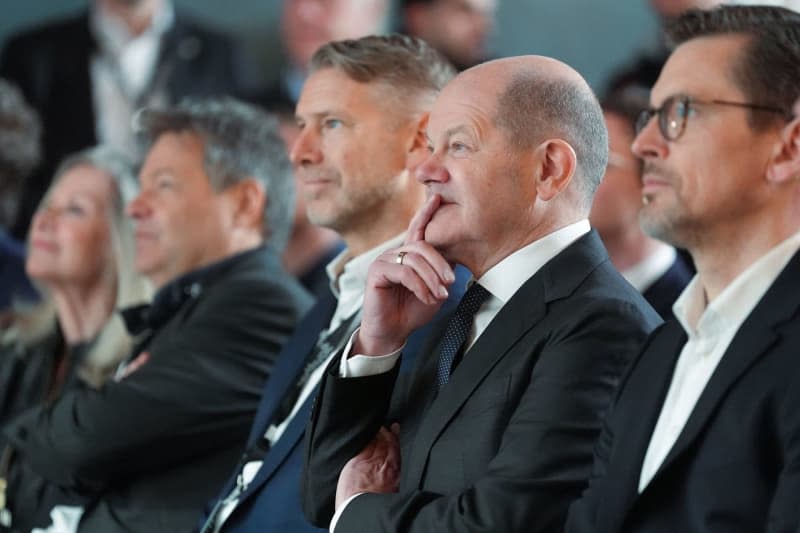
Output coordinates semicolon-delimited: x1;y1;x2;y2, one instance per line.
2;98;312;533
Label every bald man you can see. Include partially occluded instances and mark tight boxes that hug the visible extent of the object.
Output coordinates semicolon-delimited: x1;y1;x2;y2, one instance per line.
301;56;661;532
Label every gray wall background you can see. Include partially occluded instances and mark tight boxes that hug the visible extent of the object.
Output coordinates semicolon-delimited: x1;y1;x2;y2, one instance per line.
0;1;661;93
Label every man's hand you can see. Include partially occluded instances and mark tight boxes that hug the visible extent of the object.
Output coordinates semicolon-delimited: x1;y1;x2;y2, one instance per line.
355;194;455;355
335;424;401;511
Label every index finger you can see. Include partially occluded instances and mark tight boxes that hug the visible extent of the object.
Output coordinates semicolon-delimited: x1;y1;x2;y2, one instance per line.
405;193;441;245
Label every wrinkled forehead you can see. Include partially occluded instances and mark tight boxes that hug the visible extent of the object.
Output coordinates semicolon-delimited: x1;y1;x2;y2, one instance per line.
652;34;749;105
427;73;501;135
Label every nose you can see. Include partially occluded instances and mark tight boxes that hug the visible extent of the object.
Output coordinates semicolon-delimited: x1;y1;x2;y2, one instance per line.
631;116;668;161
126;190;152;221
289;126;323;167
415;151;450;185
30;204;56;233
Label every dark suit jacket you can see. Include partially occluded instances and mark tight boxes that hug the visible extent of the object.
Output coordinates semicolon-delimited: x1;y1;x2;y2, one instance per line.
2;247;312;533
202;266;469;532
302;231;662;532
642;254;693;322
566;248;800;533
0;10;264;239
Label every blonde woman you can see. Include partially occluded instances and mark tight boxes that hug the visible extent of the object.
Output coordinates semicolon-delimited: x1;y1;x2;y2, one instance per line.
0;146;150;528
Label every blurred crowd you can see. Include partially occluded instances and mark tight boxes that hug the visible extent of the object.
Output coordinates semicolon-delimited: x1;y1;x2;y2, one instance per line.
0;1;799;532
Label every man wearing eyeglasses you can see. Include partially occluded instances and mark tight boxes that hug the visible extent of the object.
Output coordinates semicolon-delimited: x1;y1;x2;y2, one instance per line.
566;5;800;533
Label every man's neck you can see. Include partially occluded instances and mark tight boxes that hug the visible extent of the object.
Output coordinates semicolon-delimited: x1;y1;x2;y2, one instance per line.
692;222;799;302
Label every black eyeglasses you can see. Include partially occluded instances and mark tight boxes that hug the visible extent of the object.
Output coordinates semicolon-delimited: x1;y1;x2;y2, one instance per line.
635;94;791;141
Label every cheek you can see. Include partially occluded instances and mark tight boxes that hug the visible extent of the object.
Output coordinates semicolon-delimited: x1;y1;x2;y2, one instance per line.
73;224;112;269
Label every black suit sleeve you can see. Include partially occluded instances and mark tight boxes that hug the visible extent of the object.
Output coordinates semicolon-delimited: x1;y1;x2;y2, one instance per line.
301;356;401;523
3;277;304;492
767;368;800;533
309;297;655;532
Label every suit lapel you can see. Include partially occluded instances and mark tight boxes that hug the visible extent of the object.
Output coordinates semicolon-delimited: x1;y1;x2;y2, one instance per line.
239;395;315;501
239;305;361;500
605;321;685;523
245;293;336;445
403;231;609;489
647;253;800;486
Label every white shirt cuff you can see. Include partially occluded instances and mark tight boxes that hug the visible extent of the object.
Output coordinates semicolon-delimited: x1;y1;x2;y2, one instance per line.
338;328;403;378
330;492;366;532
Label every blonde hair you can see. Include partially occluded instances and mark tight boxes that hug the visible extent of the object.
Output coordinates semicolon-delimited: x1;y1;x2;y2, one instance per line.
2;146;151;387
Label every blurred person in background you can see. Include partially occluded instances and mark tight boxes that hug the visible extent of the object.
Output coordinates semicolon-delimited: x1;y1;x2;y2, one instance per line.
0;79;42;311
0;0;265;240
0;146;151;530
590;84;692;320
605;0;724;95
262;0;391;106
399;0;497;70
1;98;311;533
650;0;723;20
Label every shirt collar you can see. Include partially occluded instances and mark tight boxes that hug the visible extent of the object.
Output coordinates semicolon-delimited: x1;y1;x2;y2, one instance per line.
622;243;677;293
673;229;800;338
122;245;267;335
478;220;591;303
90;0;174;55
325;234;405;298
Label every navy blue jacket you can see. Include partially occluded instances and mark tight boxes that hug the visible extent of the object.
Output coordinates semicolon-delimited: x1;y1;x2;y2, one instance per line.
201;267;469;532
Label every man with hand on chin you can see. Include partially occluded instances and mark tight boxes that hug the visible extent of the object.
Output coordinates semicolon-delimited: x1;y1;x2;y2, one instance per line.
302;54;661;533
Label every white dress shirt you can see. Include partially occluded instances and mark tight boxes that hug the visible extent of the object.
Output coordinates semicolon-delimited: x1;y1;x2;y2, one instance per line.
90;1;174;157
331;220;591;531
209;235;405;532
638;229;800;492
622;242;677;293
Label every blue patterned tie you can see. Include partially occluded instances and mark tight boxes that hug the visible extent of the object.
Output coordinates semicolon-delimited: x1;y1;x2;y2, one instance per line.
436;283;491;388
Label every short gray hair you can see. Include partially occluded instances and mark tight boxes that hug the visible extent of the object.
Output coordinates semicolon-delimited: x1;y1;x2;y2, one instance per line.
310;34;455;106
136;98;295;251
495;72;608;210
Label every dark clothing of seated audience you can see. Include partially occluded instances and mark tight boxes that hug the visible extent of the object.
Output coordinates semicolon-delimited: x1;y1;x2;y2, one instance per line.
302;231;662;532
2;246;311;533
642;253;693;322
0;8;264;240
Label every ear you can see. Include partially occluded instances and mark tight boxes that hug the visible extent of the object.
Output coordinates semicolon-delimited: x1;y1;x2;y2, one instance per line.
767;116;800;184
405;112;431;172
228;178;266;232
532;139;577;201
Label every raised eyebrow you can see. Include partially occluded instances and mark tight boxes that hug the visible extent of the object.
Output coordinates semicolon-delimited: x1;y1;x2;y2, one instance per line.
444;124;477;140
140;168;173;183
295;110;346;122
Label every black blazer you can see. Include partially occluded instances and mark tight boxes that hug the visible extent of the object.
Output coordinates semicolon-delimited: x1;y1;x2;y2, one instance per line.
302;231;662;532
566;248;800;533
0;10;264;239
200;266;469;533
3;247;312;533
